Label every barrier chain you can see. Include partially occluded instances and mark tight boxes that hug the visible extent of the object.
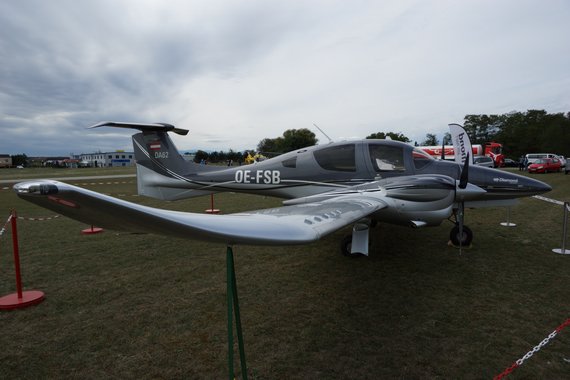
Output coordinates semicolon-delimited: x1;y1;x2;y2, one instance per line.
0;213;12;238
494;318;570;379
532;195;565;206
17;214;60;222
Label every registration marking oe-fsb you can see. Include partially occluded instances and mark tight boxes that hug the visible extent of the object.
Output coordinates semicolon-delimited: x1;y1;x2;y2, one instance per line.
235;170;281;184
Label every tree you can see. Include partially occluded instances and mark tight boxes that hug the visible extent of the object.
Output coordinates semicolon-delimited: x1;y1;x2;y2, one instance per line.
421;133;439;146
442;132;452;145
366;132;410;142
193;150;209;163
258;129;317;154
11;154;27;167
281;128;318;152
257;137;283;154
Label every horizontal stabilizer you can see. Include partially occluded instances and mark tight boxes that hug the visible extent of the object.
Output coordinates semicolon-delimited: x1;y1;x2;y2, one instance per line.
14;180;385;246
89;121;189;135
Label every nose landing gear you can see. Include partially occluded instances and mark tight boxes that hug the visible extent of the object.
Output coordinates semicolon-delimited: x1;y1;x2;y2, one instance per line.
449;223;473;247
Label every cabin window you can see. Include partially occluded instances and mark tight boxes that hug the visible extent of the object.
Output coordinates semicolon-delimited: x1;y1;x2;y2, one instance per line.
313;144;356;172
281;157;297;168
369;145;405;172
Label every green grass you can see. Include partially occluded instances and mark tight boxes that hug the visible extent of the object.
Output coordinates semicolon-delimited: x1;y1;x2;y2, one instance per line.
0;168;569;379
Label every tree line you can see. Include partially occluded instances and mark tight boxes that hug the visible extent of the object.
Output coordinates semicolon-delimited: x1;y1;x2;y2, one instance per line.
462;110;570;158
377;109;570;159
8;110;568;166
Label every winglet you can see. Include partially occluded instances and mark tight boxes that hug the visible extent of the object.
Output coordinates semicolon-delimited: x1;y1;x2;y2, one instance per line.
88;121;189;136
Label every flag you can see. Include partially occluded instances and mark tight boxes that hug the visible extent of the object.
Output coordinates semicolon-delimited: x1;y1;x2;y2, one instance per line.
449;124;473;165
148;141;161;151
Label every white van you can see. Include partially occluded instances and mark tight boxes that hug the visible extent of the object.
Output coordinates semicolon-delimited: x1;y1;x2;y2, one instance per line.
525;153;558;165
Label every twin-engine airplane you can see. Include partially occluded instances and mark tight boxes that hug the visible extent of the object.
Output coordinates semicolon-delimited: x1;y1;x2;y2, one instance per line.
14;122;551;255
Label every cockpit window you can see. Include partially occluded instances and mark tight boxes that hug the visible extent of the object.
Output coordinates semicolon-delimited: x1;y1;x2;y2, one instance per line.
313;144;356;172
412;147;434;170
369;145;405;172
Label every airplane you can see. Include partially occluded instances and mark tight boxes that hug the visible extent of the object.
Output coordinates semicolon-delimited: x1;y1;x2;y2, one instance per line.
14;122;552;256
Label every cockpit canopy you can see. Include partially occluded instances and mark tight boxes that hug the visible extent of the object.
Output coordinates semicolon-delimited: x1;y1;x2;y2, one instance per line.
309;140;436;177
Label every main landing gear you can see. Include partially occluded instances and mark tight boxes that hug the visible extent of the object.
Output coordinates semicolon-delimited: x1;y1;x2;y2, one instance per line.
340;220;373;257
340;235;365;257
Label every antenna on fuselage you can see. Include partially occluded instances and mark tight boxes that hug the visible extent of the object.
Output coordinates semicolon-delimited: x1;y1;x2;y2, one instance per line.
313;123;333;144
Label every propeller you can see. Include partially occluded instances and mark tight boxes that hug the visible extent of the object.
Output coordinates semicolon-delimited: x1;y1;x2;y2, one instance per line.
456;153;470;251
459;152;469;189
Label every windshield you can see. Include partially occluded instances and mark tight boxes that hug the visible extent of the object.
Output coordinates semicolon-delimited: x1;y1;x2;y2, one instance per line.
412;147;434;170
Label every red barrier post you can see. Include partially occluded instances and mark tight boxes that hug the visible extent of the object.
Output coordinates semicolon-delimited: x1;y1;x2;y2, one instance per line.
11;210;23;298
205;194;220;214
0;210;45;310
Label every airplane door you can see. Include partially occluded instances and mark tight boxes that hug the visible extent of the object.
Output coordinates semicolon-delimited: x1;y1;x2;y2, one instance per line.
364;141;408;179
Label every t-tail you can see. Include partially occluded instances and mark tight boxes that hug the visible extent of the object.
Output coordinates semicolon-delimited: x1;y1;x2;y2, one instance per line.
90;122;217;200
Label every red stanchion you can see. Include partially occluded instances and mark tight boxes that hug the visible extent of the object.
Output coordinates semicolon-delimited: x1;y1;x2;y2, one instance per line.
0;210;45;310
81;225;104;235
205;194;220;214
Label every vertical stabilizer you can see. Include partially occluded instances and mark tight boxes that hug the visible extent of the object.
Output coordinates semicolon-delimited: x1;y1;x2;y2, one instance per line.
89;121;215;200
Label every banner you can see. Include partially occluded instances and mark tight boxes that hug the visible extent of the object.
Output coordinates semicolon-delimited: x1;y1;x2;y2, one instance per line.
449;123;473;165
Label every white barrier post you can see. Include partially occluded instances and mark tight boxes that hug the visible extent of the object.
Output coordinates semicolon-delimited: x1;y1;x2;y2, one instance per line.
500;207;516;227
552;202;569;255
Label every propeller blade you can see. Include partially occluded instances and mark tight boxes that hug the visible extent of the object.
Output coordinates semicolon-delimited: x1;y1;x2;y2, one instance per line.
459;152;470;189
458;202;464;252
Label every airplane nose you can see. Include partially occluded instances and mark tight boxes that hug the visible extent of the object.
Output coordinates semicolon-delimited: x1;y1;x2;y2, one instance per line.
468;165;552;198
515;174;552;196
529;178;552;194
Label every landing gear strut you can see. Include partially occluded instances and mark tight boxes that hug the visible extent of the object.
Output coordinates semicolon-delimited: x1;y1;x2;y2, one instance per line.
340;235;365;257
340;220;371;257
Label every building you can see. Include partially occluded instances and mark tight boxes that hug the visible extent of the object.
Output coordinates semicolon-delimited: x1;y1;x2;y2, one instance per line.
0;154;12;168
77;151;136;167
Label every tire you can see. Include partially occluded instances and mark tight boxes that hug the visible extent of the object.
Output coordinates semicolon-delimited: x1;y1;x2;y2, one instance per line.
450;225;473;247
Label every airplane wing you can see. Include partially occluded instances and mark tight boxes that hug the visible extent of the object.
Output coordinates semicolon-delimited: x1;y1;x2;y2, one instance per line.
14;180;386;246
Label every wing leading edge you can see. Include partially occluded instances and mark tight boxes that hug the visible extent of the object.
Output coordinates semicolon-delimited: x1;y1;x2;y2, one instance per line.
14;180;386;246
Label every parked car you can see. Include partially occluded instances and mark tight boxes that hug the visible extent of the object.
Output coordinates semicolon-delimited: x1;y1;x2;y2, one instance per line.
527;158;561;174
503;158;518;167
555;155;566;169
473;156;494;168
525;153;559;165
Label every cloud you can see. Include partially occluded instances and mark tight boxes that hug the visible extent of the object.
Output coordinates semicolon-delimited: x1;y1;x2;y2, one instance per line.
0;0;569;155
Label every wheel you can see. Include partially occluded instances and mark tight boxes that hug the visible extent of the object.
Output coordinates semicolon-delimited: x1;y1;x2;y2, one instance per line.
340;235;365;257
449;224;473;247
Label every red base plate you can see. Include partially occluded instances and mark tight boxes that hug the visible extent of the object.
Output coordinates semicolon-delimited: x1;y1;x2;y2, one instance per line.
205;209;221;214
81;227;104;234
0;290;45;310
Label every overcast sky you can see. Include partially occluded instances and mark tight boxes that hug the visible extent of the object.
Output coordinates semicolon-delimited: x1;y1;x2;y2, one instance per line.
1;0;569;156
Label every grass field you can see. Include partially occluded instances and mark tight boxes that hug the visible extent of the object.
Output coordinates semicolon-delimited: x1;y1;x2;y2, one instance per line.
0;168;569;379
